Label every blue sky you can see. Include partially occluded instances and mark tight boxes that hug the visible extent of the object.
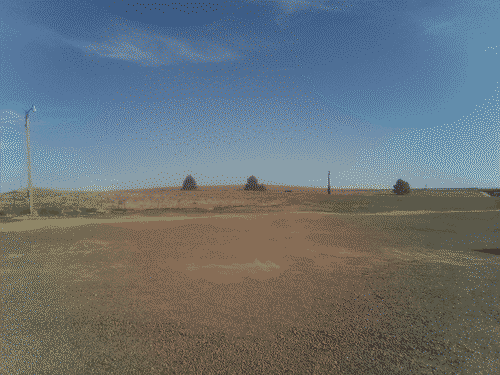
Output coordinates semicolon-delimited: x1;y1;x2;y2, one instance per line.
1;0;499;193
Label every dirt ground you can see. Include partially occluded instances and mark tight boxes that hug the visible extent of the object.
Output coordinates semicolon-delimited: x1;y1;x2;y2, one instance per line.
2;186;499;374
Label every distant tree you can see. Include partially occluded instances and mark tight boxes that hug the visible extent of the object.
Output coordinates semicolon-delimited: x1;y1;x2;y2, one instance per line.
244;175;267;191
181;174;198;190
393;179;411;195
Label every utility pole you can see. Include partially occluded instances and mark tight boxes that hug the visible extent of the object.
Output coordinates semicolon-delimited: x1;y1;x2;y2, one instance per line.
328;171;331;194
24;105;36;217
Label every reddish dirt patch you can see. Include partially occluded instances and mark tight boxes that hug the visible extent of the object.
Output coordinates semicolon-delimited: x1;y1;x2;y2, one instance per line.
89;207;406;342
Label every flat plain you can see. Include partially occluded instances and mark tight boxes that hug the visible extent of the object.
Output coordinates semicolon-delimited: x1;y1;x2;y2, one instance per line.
1;185;499;374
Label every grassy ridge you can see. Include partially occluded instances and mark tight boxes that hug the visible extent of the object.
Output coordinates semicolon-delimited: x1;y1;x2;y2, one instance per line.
0;185;498;217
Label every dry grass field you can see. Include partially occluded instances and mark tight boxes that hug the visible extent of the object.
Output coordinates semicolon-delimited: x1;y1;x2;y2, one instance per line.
1;184;499;374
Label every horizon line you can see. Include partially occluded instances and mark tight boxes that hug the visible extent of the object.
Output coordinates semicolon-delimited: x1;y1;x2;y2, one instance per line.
2;184;499;196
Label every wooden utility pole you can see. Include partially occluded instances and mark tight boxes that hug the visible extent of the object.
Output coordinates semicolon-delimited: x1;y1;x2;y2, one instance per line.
24;105;36;216
328;171;331;194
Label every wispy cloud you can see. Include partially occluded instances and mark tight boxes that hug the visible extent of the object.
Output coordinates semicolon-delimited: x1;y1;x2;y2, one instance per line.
79;29;239;67
0;110;25;127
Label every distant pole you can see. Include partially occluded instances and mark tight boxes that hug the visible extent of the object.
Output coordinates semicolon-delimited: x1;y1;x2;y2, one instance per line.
24;105;36;217
328;171;331;194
